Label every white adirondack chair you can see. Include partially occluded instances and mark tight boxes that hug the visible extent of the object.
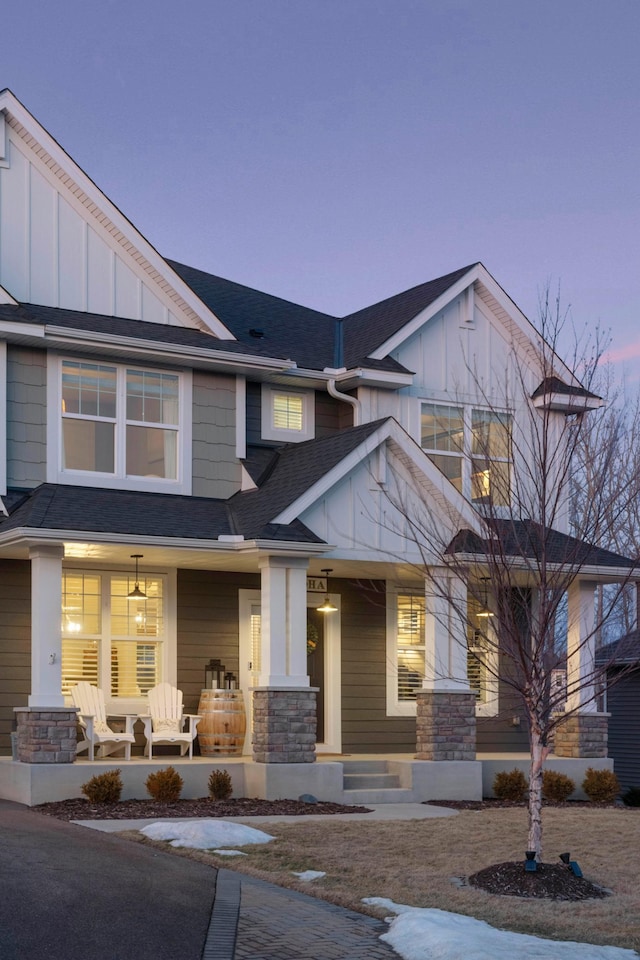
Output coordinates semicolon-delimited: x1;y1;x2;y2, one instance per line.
140;683;201;759
71;682;136;761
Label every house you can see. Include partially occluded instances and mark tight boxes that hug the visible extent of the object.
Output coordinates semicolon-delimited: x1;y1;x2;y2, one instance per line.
597;633;640;792
0;89;633;805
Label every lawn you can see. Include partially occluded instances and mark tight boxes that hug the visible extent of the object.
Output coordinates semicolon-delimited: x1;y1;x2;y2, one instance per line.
128;806;640;952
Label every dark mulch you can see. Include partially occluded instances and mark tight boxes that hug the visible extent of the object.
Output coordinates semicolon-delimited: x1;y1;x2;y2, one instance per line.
468;860;610;900
425;798;621;811
31;796;372;821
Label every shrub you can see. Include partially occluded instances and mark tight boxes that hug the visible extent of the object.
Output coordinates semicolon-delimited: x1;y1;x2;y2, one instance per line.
493;768;527;802
208;769;233;801
145;766;184;802
622;787;640;808
542;770;575;803
81;769;123;804
582;767;620;804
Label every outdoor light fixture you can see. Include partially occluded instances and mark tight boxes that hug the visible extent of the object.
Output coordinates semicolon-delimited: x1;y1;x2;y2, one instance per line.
316;569;337;614
559;852;583;877
127;554;147;600
476;577;494;619
524;850;537;873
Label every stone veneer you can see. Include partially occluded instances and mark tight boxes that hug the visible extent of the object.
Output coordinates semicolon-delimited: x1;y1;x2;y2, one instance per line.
415;690;477;761
252;688;317;764
553;712;609;759
14;706;78;763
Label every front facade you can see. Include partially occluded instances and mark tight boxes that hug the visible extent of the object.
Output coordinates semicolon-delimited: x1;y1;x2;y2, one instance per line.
0;90;630;802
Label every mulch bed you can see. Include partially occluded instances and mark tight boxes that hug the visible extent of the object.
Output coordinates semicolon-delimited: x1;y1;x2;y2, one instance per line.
468;860;610;901
31;796;372;821
425;798;621;811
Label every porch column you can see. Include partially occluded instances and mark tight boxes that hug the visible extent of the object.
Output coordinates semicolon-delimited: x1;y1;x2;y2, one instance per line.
253;555;316;764
555;579;609;758
416;570;476;761
15;544;77;764
29;544;64;708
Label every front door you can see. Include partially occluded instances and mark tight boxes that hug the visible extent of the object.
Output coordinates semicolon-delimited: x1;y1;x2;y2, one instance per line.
306;608;325;743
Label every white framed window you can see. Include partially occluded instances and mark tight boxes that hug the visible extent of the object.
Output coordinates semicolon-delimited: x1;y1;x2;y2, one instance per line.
61;567;176;709
47;357;192;494
386;588;426;717
386;584;499;717
261;384;315;442
420;402;512;507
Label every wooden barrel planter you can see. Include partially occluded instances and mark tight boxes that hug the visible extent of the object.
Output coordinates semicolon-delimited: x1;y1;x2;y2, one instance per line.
197;689;246;756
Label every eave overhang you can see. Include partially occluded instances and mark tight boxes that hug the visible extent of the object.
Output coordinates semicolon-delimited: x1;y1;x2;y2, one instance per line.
531;392;604;414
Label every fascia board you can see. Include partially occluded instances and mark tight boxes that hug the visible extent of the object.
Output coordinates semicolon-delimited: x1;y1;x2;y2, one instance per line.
272;418;482;532
0;90;235;341
0;527;255;552
333;368;415;390
0;320;45;338
41;326;295;372
251;540;331;555
368;266;480;360
475;266;583;389
532;392;603;413
452;552;638;581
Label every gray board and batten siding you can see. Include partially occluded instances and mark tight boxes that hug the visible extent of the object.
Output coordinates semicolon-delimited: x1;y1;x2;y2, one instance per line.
606;668;640;791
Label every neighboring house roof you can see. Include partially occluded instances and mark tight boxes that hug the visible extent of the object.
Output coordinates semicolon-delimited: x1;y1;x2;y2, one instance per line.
229;420;385;538
597;632;640;666
449;519;636;569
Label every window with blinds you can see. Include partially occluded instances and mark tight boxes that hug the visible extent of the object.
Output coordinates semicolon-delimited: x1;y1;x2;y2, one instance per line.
396;594;426;701
61;569;166;698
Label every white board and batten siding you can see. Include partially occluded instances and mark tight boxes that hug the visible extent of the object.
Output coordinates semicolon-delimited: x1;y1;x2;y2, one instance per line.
0;122;181;325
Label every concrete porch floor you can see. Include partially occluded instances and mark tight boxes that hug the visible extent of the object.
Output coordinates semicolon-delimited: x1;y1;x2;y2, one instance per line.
0;751;614;806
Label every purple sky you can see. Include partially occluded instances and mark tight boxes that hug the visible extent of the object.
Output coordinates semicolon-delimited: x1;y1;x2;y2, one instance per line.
3;1;639;366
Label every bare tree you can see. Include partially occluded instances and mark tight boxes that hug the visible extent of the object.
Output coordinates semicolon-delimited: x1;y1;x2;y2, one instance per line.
380;290;640;857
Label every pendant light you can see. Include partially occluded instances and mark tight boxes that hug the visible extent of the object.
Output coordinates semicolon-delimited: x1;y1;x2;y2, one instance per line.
316;568;337;614
127;554;147;600
477;577;494;618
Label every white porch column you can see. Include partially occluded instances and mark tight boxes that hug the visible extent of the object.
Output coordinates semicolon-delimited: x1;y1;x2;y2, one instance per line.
29;544;64;708
258;555;310;687
566;579;596;713
423;569;470;692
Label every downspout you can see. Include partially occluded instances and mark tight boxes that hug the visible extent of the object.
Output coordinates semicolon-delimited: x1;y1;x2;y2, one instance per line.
326;317;362;426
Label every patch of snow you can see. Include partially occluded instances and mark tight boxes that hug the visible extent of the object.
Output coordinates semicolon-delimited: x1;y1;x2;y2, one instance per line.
140;819;274;850
213;850;248;857
292;870;326;882
362;899;638;960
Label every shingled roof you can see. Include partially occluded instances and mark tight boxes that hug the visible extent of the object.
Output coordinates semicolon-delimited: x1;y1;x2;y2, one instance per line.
449;519;636;569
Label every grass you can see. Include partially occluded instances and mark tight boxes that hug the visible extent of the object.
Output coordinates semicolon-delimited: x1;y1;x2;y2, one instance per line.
122;806;640;952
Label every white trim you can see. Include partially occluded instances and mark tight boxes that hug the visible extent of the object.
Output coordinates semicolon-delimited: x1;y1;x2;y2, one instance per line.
0;341;6;495
238;587;342;755
386;586;419;717
0;284;18;304
236;375;246;459
47;355;192;495
261;383;315;443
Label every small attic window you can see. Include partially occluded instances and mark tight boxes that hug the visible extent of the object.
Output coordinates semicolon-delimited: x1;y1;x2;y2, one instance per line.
261;385;314;443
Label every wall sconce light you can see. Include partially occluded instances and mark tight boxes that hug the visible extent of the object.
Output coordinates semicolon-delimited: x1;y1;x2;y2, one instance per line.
476;577;494;619
127;554;147;600
316;568;337;614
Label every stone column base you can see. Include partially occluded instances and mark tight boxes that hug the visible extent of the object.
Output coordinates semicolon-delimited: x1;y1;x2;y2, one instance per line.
14;706;78;763
252;688;317;764
415;690;476;761
553;711;609;758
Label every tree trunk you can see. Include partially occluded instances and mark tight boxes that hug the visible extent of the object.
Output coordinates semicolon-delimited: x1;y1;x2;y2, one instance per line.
527;729;550;858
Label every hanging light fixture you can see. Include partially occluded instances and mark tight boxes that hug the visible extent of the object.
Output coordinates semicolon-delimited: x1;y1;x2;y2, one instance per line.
477;577;494;619
127;554;147;600
316;568;337;614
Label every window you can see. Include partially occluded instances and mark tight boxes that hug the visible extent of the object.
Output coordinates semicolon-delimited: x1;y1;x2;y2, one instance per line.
421;402;512;506
261;385;314;442
49;358;192;493
61;568;174;703
386;589;426;716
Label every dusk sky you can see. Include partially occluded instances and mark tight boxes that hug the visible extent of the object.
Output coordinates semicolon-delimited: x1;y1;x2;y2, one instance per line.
3;2;639;368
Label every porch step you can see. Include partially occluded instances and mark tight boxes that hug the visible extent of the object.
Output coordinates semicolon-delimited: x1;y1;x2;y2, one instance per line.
343;773;400;790
343;787;416;804
341;760;390;775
